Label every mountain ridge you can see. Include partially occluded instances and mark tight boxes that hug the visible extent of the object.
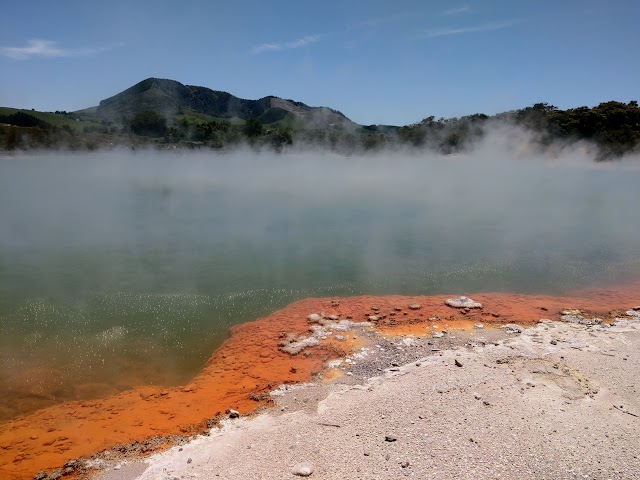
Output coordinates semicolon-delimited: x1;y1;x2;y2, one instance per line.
90;77;355;128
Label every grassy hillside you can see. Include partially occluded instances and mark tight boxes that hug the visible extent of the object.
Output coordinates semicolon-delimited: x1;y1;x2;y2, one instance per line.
0;107;107;131
1;78;638;159
89;77;356;131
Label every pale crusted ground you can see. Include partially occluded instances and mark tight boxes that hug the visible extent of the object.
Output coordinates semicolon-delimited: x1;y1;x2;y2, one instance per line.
97;317;640;480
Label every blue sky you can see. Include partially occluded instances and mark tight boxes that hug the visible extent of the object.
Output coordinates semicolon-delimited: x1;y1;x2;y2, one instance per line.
1;0;638;125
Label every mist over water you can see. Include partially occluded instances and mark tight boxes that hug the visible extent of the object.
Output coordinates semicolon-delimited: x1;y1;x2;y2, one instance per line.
1;137;640;419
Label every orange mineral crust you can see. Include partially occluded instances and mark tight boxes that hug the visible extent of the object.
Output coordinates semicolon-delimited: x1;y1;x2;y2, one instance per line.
0;297;357;480
1;286;639;479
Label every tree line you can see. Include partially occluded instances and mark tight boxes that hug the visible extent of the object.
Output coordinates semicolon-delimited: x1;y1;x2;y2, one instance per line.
1;101;638;159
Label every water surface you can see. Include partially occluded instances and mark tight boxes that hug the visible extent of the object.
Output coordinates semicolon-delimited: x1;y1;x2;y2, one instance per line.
1;150;639;419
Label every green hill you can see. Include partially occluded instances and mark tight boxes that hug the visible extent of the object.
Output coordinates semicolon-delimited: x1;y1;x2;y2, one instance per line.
0;107;106;132
86;77;356;129
1;80;637;158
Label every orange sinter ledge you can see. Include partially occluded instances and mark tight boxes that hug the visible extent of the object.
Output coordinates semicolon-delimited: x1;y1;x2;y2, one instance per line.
1;283;639;480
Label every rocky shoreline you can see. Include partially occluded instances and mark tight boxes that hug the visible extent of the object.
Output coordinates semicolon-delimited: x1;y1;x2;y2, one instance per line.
2;286;639;479
93;306;640;480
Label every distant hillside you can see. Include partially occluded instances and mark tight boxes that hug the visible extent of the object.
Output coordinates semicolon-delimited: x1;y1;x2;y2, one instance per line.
2;81;637;159
84;77;356;129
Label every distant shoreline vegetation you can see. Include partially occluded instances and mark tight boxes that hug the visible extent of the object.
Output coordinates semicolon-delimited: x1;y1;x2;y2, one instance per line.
1;100;638;161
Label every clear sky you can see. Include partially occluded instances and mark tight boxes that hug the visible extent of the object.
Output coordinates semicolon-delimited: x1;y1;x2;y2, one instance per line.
1;0;638;125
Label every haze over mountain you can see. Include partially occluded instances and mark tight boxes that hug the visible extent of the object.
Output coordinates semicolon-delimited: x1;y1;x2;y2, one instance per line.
1;76;638;160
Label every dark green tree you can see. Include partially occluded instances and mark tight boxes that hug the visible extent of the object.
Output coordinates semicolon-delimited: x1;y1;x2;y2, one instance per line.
243;117;263;138
0;112;48;128
267;126;293;151
130;111;167;137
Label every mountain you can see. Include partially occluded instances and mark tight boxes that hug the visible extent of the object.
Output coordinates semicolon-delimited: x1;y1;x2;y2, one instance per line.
84;77;356;128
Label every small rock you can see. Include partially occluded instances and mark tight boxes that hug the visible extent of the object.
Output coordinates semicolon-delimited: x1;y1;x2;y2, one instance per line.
502;324;523;333
292;462;315;477
368;315;380;322
307;314;322;323
454;359;463;368
561;314;603;325
491;312;501;318
474;323;484;329
385;435;397;442
432;332;444;338
187;458;192;464
402;337;415;346
334;335;346;341
408;304;421;310
400;461;410;468
48;469;62;480
328;314;340;321
446;296;482;309
228;409;240;419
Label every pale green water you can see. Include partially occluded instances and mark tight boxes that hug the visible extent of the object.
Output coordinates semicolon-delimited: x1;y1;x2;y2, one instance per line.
1;151;639;419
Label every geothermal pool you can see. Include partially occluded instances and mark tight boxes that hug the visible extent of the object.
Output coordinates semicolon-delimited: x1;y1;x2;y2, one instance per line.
1;150;639;420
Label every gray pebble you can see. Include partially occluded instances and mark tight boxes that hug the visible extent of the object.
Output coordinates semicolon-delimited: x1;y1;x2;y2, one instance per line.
292;462;315;477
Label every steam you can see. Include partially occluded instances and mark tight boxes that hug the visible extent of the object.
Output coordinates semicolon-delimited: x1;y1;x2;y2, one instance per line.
1;130;639;416
2;129;639;298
